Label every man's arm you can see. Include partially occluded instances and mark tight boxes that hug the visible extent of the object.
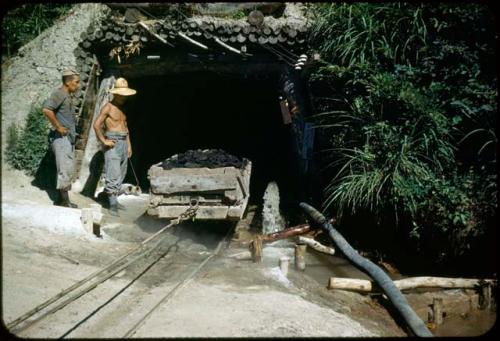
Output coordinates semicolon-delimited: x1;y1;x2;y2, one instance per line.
93;103;115;147
42;108;68;135
125;118;132;158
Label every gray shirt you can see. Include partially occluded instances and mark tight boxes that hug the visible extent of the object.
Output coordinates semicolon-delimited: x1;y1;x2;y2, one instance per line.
43;88;77;144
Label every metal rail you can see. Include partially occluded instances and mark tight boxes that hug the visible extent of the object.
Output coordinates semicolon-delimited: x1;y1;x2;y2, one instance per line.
123;226;232;337
7;206;198;334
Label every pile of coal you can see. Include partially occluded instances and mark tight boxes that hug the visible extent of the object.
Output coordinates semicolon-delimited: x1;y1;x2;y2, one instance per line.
161;149;247;169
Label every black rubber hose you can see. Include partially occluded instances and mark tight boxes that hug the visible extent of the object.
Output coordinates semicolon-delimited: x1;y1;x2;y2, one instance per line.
299;202;433;337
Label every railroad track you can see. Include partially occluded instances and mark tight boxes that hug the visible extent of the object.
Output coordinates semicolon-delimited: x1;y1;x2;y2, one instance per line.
7;207;233;338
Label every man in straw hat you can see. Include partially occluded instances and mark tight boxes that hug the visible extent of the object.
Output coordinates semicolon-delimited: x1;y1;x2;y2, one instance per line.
93;77;136;216
42;68;81;208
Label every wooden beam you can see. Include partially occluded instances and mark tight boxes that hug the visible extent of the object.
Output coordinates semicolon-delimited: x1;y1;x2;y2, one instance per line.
138;21;175;47
213;37;242;55
177;32;208;50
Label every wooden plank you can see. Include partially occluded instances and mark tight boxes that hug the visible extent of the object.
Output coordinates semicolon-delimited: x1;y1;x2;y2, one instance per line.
157;205;229;220
150;194;223;205
150;175;236;194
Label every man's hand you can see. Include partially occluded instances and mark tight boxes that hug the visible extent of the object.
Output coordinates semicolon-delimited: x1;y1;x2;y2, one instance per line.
128;147;132;158
104;139;115;148
56;126;69;136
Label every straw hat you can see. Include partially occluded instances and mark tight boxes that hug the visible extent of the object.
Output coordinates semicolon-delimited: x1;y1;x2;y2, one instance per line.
108;77;136;96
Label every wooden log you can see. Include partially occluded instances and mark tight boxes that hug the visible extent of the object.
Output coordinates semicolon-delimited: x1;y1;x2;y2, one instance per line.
479;283;492;310
105;31;114;40
432;298;444;325
250;235;263;263
297;236;335;255
81;208;93;234
279;257;290;276
124;8;147;23
131;34;140;42
242;25;251;35
203;32;213;39
288;29;298;38
81;64;91;73
277;34;287;42
248;33;257;43
229;35;237;43
295;243;306;270
113;34;122;42
268;36;278;44
236;34;246;43
263;27;272;35
82;41;92;49
258;36;269;44
79;72;89;82
125;26;135;36
248;10;264;26
140;36;148;43
94;29;104;39
220;36;228;42
328;277;498;293
138;21;174;47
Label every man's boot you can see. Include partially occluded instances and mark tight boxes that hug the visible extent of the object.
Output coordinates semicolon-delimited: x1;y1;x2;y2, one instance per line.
108;194;119;217
59;188;77;208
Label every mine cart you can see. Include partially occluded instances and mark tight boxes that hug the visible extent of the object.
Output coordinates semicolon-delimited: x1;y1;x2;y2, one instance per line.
147;149;252;221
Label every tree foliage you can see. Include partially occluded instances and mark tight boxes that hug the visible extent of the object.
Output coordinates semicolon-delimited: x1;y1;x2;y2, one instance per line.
306;3;497;264
1;4;71;59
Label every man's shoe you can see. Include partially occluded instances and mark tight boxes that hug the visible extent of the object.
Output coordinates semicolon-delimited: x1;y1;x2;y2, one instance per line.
109;205;119;217
59;189;77;208
62;201;78;208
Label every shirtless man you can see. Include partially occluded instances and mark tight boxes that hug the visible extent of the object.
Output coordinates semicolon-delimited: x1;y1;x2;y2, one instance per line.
93;77;136;215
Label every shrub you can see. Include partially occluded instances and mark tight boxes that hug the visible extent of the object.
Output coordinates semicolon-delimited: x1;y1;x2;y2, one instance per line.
6;106;50;176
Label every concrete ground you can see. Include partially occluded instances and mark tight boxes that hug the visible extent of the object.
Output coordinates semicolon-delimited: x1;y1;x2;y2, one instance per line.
1;164;495;337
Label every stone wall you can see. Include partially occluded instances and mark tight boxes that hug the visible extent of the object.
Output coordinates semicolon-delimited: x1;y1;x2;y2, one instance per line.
1;3;110;152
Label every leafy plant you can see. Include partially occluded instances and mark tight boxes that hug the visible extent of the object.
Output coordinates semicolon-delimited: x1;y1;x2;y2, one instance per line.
6;106;50;176
306;3;497;267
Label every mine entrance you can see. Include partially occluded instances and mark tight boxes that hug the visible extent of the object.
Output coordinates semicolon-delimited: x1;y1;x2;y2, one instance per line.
119;70;301;211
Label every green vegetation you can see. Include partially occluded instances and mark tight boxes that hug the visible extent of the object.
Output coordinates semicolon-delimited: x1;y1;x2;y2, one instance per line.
6;107;50;176
306;3;496;267
2;4;71;59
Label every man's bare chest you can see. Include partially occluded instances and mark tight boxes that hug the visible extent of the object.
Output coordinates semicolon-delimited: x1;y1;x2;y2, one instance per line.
107;107;126;122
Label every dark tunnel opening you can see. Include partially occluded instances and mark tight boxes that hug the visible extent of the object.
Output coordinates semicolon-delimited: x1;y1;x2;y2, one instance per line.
118;70;302;214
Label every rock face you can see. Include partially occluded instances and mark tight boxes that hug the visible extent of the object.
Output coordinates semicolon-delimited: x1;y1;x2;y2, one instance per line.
262;181;286;235
0;3;109;151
